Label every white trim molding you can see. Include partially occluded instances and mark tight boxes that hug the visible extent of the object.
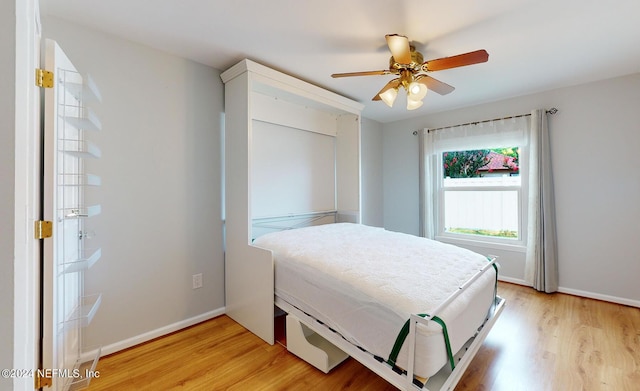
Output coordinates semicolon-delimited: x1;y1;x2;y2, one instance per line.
498;278;640;308
98;308;225;357
498;276;527;286
557;287;640;309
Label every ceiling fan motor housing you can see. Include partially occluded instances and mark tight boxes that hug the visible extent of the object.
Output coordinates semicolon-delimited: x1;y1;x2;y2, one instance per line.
389;46;424;72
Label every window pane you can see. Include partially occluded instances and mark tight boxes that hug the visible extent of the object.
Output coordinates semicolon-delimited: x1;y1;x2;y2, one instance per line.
443;148;520;180
444;190;519;239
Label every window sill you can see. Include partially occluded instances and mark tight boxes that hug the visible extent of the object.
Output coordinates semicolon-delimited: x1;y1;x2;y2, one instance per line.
435;235;526;253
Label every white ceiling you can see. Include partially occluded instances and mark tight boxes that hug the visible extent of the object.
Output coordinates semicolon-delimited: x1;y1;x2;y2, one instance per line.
41;0;640;123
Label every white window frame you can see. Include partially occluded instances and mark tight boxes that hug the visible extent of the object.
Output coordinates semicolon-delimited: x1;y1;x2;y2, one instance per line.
435;145;528;253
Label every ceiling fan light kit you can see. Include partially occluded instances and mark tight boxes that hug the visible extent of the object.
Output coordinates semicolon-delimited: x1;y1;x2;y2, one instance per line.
331;34;489;111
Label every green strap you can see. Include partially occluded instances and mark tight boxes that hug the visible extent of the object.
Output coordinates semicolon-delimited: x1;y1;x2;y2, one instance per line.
386;314;455;371
386;317;413;367
432;316;454;370
386;257;499;371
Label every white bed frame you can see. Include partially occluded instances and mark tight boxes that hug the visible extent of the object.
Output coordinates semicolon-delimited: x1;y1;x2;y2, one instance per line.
278;265;505;390
220;59;504;390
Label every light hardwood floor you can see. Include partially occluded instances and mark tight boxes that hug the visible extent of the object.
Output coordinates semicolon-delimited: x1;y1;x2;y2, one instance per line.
87;283;640;390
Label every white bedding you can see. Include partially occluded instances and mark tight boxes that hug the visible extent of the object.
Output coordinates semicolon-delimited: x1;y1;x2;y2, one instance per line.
253;223;497;378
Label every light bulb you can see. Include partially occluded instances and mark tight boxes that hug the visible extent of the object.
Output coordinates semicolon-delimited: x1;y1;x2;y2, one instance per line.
408;81;428;100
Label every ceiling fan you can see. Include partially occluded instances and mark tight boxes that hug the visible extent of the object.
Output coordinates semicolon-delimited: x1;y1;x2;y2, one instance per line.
331;34;489;110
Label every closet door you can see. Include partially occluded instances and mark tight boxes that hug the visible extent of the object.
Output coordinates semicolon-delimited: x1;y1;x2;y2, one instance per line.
41;39;102;391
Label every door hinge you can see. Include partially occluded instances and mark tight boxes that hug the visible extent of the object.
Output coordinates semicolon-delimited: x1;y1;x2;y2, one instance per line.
35;68;54;88
34;372;52;389
35;220;53;239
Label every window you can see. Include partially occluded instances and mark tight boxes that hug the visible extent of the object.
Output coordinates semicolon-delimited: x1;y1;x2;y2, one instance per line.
440;148;522;243
421;116;530;250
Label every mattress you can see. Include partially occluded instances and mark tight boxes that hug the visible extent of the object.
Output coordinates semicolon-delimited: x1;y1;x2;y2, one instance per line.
253;223;497;378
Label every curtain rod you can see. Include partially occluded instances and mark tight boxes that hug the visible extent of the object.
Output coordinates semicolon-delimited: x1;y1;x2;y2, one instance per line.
419;108;558;134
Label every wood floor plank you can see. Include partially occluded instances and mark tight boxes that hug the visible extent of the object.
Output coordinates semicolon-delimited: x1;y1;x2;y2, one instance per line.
87;283;640;390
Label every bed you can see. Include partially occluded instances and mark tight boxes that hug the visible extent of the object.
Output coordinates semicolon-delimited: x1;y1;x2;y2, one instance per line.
221;59;504;391
253;222;504;389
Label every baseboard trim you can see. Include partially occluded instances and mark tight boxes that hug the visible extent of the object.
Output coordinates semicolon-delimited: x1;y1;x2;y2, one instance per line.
557;287;640;308
498;276;640;308
98;307;226;357
497;276;527;286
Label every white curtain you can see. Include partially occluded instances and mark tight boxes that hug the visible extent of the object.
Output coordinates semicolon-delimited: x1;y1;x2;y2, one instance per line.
419;129;436;239
524;109;559;292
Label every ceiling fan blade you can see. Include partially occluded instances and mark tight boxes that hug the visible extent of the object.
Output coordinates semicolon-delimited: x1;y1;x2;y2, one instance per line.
372;78;401;101
415;75;455;95
385;34;412;64
424;49;489;72
331;70;392;78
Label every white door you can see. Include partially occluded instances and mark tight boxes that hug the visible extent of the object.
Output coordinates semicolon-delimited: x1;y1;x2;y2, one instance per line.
41;39;102;391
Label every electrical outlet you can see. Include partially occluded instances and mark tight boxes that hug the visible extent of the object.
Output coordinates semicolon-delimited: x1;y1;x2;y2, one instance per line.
192;273;203;289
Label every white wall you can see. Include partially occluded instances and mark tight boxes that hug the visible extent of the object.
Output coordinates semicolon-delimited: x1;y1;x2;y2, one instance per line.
382;124;420;235
382;73;640;305
1;2;17;389
361;118;384;227
42;16;226;352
